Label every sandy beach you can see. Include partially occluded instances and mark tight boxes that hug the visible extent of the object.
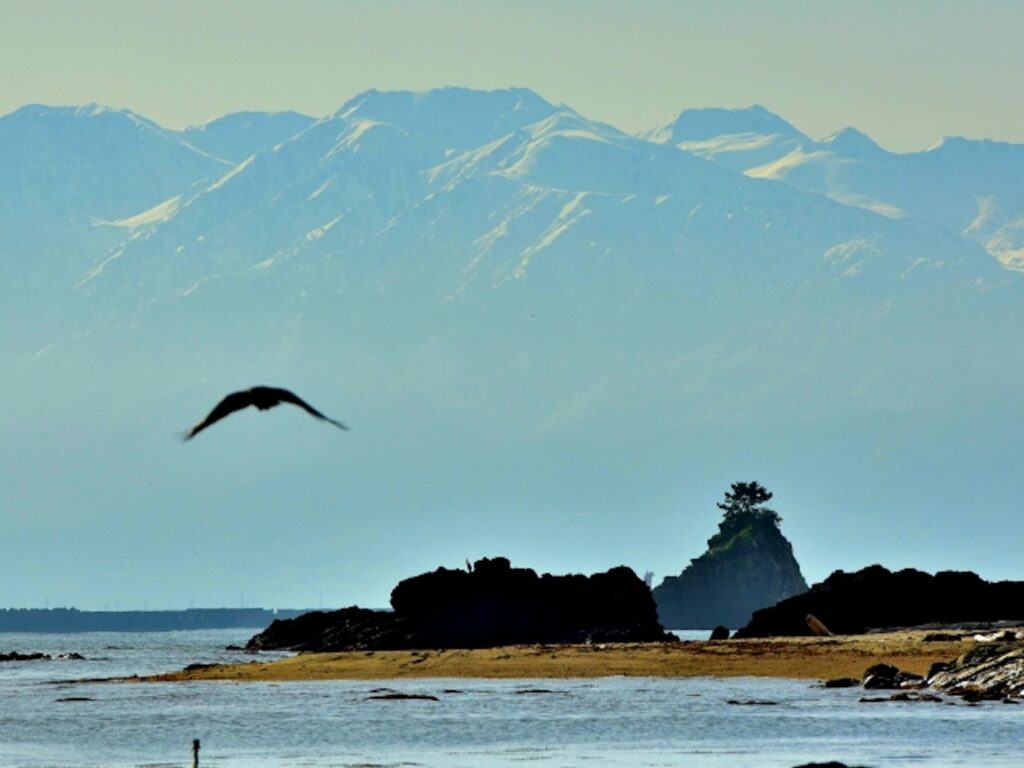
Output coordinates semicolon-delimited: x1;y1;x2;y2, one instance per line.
143;630;980;683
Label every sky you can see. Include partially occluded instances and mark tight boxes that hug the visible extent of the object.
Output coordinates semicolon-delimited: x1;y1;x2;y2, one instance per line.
3;0;1024;612
1;0;1022;152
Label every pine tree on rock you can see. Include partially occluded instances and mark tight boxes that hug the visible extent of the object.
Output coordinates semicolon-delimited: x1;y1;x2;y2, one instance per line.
716;481;782;530
652;481;806;629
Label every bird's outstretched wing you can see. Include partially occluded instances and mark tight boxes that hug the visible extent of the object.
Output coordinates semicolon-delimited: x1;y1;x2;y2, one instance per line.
271;387;350;431
182;391;255;440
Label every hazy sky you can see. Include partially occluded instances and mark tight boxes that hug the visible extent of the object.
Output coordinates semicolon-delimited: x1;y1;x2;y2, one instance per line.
2;0;1022;151
4;0;1024;611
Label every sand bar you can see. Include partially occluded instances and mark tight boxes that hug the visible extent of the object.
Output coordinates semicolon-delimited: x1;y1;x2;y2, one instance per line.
143;631;982;683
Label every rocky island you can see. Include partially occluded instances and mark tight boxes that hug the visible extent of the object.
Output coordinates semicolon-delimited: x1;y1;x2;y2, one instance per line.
653;482;807;629
246;557;675;652
735;564;1024;637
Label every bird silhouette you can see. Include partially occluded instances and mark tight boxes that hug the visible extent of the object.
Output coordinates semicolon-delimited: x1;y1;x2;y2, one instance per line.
182;386;349;440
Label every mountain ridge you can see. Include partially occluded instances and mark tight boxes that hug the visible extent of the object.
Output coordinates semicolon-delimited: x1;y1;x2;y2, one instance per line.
640;104;1024;271
2;86;1023;607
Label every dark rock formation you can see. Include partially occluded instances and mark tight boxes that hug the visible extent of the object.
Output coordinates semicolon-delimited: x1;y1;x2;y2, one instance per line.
929;640;1024;701
861;663;923;690
0;651;82;662
653;511;807;629
859;692;943;703
709;625;730;640
923;632;965;642
823;677;859;688
0;651;49;662
246;557;675;652
735;565;1024;637
247;606;415;652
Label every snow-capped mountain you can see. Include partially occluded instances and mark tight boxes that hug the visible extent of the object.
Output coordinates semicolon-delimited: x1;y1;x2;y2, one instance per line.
0;104;229;231
645;106;1024;270
0;104;233;353
176;110;317;163
79;91;1004;307
7;87;1021;427
3;88;1023;607
640;105;810;174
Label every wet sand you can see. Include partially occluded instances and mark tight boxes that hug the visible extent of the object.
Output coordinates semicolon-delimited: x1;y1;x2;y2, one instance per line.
144;630;979;682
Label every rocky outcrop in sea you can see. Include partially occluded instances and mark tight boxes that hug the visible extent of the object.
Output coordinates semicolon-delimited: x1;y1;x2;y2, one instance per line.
929;635;1024;701
246;557;675;651
653;506;807;629
824;632;1024;704
0;651;84;662
735;565;1024;637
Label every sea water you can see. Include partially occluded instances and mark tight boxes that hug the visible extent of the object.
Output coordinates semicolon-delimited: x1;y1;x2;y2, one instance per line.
0;630;1020;767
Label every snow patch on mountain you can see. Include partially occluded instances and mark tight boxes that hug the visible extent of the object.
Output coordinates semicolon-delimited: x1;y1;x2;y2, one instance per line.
646;109;1024;268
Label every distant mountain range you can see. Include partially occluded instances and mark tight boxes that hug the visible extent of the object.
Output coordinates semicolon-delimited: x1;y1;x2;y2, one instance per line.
2;88;1022;608
644;104;1024;271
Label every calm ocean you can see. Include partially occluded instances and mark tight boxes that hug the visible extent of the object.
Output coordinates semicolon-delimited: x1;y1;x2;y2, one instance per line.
0;629;1019;767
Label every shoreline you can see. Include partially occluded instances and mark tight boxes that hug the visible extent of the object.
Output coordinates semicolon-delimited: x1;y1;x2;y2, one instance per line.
141;630;981;683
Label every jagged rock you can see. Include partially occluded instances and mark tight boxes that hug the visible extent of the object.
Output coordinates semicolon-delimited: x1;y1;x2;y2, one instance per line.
735;565;1024;637
246;606;414;652
653;508;807;629
972;629;1023;642
929;641;1024;701
0;651;50;662
247;557;675;651
823;677;859;688
860;692;942;703
892;691;943;702
862;663;923;690
923;632;965;642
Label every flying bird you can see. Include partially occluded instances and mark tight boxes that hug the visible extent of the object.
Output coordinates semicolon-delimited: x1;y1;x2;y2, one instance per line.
182;386;349;440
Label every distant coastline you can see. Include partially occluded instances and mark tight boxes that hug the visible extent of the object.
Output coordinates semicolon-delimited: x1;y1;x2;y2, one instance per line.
0;607;312;633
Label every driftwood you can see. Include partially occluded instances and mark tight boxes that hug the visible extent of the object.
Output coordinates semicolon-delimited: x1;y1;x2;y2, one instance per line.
805;614;833;636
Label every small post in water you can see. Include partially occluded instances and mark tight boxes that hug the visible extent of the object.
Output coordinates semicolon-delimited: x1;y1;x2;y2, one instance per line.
192;739;200;768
